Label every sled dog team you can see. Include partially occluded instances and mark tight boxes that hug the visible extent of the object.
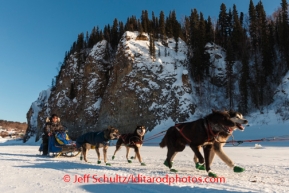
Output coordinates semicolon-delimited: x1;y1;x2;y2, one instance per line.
52;110;249;178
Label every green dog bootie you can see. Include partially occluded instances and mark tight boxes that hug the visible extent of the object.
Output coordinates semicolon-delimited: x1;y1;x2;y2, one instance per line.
163;160;173;168
131;156;135;159
128;159;132;163
106;163;111;166
170;168;178;172
208;171;218;178
196;162;206;170
97;160;101;164
112;156;115;160
141;162;146;166
233;166;245;173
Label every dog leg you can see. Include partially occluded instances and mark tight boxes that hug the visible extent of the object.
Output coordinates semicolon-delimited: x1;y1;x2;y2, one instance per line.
213;142;244;172
190;145;206;171
209;147;216;167
164;147;179;172
112;142;122;160
126;146;132;163
103;146;111;166
213;142;234;167
134;146;145;166
203;145;218;178
193;146;202;164
95;147;101;164
83;149;88;162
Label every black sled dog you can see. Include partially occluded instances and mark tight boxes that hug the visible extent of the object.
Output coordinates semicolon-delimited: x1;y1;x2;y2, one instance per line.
112;126;146;166
193;110;248;173
159;110;235;177
76;127;120;165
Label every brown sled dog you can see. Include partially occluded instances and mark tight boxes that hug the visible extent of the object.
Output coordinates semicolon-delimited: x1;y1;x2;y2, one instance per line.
193;110;248;173
159;110;235;177
112;126;146;166
76;127;120;165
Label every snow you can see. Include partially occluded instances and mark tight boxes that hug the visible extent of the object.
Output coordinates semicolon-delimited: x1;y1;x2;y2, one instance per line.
29;89;51;131
16;31;289;192
1;122;289;193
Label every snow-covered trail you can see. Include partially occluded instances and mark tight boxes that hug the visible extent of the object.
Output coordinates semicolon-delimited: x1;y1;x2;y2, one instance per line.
0;143;289;193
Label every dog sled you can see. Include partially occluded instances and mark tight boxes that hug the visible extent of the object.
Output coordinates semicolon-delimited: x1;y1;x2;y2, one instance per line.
39;132;81;158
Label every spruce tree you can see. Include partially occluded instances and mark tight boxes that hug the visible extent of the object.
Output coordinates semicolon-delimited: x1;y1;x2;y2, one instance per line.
190;9;199;49
148;33;156;59
111;18;119;49
280;0;289;67
239;48;249;114
225;40;234;109
249;0;257;50
171;10;180;52
217;3;228;47
159;11;166;40
205;16;214;43
141;10;149;33
165;12;173;37
231;4;243;59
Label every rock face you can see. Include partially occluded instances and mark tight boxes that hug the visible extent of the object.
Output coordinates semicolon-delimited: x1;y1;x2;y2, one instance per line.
25;32;203;141
24;89;51;142
96;32;195;133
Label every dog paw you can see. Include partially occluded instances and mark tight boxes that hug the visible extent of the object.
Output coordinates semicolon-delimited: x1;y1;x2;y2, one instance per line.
97;160;101;164
141;162;146;166
106;163;111;166
130;156;135;159
195;162;206;170
233;166;245;173
208;171;218;178
128;160;132;163
112;156;115;160
170;168;178;172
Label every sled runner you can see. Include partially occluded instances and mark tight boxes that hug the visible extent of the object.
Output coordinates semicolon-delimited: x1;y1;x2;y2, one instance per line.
39;131;81;158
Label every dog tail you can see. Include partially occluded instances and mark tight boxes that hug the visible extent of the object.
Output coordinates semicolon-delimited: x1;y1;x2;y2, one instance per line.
159;132;168;148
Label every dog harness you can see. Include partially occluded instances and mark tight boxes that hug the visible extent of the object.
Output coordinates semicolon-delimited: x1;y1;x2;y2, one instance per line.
174;119;223;144
120;134;143;146
203;119;220;142
75;131;109;148
174;124;192;143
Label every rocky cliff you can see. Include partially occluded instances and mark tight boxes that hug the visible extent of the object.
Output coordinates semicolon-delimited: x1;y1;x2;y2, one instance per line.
25;31;231;141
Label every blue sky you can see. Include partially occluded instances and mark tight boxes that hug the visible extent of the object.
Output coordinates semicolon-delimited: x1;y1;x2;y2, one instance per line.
0;0;282;123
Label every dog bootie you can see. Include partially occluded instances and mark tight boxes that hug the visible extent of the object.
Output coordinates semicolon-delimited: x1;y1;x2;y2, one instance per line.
112;155;115;160
128;159;132;163
196;162;205;170
208;171;218;178
106;163;111;166
141;162;146;166
163;160;173;168
97;160;101;164
170;168;178;172
233;166;245;173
